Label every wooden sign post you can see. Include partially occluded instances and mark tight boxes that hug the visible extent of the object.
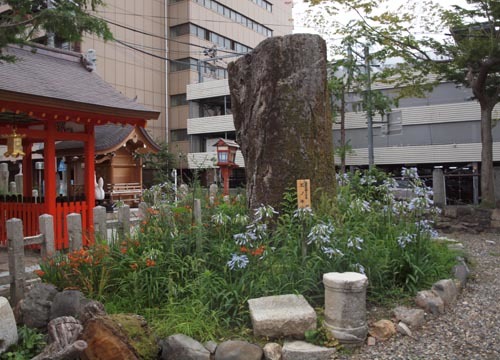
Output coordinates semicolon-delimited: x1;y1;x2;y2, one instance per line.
297;179;311;209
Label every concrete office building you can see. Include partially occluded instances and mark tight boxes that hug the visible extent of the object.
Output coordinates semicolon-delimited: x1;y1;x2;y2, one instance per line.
81;0;293;157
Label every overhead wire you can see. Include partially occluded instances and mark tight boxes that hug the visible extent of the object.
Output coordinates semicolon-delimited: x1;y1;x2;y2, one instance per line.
95;9;294;28
94;15;253;56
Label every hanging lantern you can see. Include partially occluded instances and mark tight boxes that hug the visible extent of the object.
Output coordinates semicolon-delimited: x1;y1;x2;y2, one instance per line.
3;128;25;158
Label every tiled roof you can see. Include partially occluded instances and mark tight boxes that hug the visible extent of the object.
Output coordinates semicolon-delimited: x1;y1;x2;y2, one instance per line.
0;44;159;118
54;124;159;152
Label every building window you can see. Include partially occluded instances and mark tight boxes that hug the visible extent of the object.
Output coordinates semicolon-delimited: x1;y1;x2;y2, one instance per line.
170;23;190;37
169;58;197;72
171;129;189;142
251;0;272;12
192;0;273;37
170;94;188;107
168;0;184;4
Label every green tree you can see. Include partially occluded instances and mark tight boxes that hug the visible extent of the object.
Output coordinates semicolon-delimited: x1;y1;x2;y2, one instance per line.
0;0;112;61
308;0;500;207
138;142;177;185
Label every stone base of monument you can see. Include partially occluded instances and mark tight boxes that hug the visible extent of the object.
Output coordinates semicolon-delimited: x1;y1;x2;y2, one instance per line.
248;294;317;339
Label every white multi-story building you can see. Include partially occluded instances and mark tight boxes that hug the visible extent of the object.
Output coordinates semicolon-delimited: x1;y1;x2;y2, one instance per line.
186;78;500;202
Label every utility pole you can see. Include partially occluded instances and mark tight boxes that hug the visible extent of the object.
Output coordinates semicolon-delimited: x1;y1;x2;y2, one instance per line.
364;45;374;168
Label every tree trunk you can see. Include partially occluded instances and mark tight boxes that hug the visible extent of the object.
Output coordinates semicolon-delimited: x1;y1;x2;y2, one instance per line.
480;105;496;207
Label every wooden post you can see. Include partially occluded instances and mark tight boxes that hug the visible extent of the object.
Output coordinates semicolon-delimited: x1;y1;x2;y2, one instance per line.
93;206;107;241
117;205;130;238
7;218;25;305
67;213;83;251
39;214;55;258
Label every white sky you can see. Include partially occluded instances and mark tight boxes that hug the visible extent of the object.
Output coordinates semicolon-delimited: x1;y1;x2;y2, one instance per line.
292;0;470;35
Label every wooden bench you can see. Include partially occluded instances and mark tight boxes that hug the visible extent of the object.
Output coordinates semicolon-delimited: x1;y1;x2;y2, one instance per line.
107;183;142;206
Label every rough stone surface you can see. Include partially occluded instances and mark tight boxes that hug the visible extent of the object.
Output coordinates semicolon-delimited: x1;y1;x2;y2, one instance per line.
160;334;210;360
228;33;335;210
323;272;368;346
396;322;413;337
0;296;18;354
452;259;470;290
263;342;282;360
203;340;218;355
215;340;263;360
281;341;336;360
248;294;316;339
431;279;458;308
368;320;396;341
19;283;58;328
392;306;425;328
50;289;86;320
415;290;445;315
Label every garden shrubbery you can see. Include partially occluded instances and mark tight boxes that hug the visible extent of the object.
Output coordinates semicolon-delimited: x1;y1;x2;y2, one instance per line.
38;168;459;341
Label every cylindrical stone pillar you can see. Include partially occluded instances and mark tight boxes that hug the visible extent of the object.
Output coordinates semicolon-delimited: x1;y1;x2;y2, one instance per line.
433;168;446;208
323;272;368;347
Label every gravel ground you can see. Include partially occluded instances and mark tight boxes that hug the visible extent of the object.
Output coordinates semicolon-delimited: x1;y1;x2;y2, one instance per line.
341;231;500;360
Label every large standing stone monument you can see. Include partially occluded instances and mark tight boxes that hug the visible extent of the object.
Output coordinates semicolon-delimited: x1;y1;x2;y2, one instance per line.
228;34;335;210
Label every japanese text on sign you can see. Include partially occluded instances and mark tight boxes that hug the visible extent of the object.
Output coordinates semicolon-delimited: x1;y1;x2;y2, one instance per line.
297;179;311;209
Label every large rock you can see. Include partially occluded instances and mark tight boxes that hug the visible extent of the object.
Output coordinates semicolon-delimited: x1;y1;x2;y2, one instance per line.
0;296;18;354
415;290;445;315
19;283;58;328
452;259;470;290
248;294;316;339
50;289;86;320
431;279;458;307
228;33;335;211
160;334;210;360
281;341;336;360
215;340;262;360
393;306;425;328
368;320;396;341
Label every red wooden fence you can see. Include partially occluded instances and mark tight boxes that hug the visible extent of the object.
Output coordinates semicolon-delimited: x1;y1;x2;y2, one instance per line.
0;201;88;250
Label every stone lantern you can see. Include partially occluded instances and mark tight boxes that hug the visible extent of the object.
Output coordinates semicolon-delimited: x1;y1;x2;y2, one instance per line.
214;138;239;195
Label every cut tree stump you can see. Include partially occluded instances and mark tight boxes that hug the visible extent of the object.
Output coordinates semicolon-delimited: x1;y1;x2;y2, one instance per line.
32;316;87;360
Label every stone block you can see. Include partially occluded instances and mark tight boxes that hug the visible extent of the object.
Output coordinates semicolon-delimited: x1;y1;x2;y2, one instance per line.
0;296;18;354
160;334;210;360
452;260;470;290
248;294;316;339
281;341;336;360
263;342;282;360
431;279;458;307
415;290;444;315
19;283;58;328
491;208;500;221
393;306;425;328
215;340;262;360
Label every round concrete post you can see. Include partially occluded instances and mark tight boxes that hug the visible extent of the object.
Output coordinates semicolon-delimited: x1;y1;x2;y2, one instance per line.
432;168;446;208
323;272;368;347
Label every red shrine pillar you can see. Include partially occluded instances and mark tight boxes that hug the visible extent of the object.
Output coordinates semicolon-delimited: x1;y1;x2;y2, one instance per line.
44;122;57;217
22;142;33;198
